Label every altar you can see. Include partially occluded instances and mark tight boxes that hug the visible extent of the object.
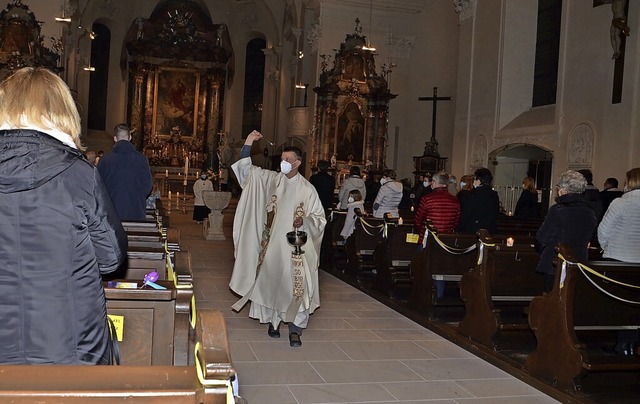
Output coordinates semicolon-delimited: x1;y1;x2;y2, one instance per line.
121;0;234;174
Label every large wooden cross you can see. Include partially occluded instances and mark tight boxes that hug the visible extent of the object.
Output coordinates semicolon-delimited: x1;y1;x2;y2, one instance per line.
418;87;451;141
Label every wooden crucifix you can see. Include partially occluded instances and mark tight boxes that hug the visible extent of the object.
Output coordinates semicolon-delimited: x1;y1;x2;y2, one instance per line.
418;87;451;141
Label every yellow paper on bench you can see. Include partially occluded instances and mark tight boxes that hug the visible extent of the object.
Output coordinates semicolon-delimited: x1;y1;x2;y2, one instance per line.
406;233;419;244
107;314;124;341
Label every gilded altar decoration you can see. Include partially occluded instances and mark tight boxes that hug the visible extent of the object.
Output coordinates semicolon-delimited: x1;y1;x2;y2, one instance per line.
0;0;62;80
312;19;395;174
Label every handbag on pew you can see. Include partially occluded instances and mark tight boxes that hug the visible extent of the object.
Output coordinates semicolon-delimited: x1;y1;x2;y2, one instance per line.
107;317;121;365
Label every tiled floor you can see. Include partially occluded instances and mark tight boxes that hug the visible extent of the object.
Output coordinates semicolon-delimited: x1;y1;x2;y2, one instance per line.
169;199;559;404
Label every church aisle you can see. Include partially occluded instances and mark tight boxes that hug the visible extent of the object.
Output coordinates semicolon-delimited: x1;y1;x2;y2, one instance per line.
168;199;558;404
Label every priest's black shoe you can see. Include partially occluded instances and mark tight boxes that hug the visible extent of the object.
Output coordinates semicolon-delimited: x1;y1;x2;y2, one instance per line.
267;323;280;338
289;332;302;347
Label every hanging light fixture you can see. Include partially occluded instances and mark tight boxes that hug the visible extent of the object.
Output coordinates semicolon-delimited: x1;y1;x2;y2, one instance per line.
362;0;376;51
55;0;71;22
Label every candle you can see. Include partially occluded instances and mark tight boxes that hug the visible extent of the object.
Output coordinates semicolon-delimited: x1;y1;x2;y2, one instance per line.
183;178;187;186
177;192;180;200
165;169;168;177
184;156;189;176
398;217;403;225
506;237;514;247
168;191;171;199
196;171;199;178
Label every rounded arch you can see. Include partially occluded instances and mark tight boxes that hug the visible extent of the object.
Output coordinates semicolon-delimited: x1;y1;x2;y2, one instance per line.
488;143;554;216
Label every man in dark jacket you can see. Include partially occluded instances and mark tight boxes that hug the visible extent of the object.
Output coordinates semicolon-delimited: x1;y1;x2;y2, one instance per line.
536;170;597;293
457;167;500;234
309;159;335;211
98;123;154;220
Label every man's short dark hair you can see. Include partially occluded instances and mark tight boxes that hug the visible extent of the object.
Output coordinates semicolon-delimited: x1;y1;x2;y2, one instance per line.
577;169;593;185
474;167;493;185
605;177;619;188
349;166;361;176
283;146;303;161
114;123;130;140
317;160;330;171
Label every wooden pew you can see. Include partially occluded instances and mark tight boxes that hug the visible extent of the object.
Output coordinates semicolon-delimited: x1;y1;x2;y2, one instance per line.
525;243;640;393
344;210;385;281
330;210;348;272
0;309;235;403
372;221;419;299
457;229;542;349
497;216;543;236
407;224;477;318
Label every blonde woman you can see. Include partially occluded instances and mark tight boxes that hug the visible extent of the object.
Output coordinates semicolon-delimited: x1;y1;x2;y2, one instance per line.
0;67;127;364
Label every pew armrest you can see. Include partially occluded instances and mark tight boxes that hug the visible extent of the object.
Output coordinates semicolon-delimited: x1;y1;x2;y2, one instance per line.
197;310;235;380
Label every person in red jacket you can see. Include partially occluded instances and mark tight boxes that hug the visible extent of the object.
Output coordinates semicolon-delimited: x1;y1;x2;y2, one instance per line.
414;171;461;299
414;171;461;245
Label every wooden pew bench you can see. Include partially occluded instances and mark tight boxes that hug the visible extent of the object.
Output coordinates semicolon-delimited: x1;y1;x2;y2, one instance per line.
407;226;477;318
497;216;543;237
372;221;419;299
344;210;385;282
105;279;193;366
0;309;236;403
525;243;640;394
457;229;542;349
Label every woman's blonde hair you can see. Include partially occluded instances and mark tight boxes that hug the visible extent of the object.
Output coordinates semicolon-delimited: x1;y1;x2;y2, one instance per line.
522;176;537;193
0;67;83;150
626;168;640;191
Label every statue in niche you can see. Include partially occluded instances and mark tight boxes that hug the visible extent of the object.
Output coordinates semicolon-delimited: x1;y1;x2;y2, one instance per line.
343;54;365;81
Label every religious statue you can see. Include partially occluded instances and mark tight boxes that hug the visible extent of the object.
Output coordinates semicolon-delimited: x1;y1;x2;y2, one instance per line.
610;0;630;59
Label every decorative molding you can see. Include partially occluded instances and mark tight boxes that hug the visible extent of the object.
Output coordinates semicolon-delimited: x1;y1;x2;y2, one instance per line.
306;23;322;52
384;33;415;59
470;134;487;170
453;0;476;22
567;123;594;168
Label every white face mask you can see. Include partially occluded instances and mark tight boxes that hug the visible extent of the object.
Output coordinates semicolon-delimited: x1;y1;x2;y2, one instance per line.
280;160;293;174
423;181;429;187
460;181;466;188
473;179;481;188
348;196;355;203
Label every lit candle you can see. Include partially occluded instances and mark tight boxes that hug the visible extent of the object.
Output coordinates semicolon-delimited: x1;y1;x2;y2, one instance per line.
165;169;168;177
168;191;172;199
183;178;187;186
177;191;180;200
398;217;403;225
184;156;189;176
506;237;514;247
196;171;199;178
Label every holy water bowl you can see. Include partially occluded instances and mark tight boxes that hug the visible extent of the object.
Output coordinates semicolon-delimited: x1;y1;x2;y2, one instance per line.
286;230;307;255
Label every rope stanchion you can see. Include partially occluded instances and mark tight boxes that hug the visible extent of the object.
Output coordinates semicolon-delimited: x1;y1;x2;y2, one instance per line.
358;217;385;236
558;254;640;305
427;229;477;255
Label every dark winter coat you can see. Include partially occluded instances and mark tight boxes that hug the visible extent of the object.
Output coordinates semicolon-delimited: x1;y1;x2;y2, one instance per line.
535;193;597;275
309;170;336;210
456;185;500;234
0;129;127;364
514;190;538;219
97;140;153;220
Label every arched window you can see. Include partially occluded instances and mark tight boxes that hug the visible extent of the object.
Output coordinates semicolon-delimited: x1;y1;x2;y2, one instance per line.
241;38;266;137
87;23;111;130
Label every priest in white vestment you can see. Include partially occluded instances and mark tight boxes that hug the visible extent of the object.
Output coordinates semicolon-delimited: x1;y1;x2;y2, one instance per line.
230;130;326;347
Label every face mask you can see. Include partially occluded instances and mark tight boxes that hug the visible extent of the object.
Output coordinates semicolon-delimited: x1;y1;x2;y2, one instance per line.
473;179;481;188
423;181;429;187
460;182;466;188
348;196;355;203
200;175;207;180
280;160;292;174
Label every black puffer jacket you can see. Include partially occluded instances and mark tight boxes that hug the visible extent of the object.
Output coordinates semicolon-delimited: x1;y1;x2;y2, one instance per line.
535;193;597;275
0;129;127;364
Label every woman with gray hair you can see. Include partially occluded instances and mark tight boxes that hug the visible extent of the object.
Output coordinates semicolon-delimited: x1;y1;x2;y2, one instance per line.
535;170;598;293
